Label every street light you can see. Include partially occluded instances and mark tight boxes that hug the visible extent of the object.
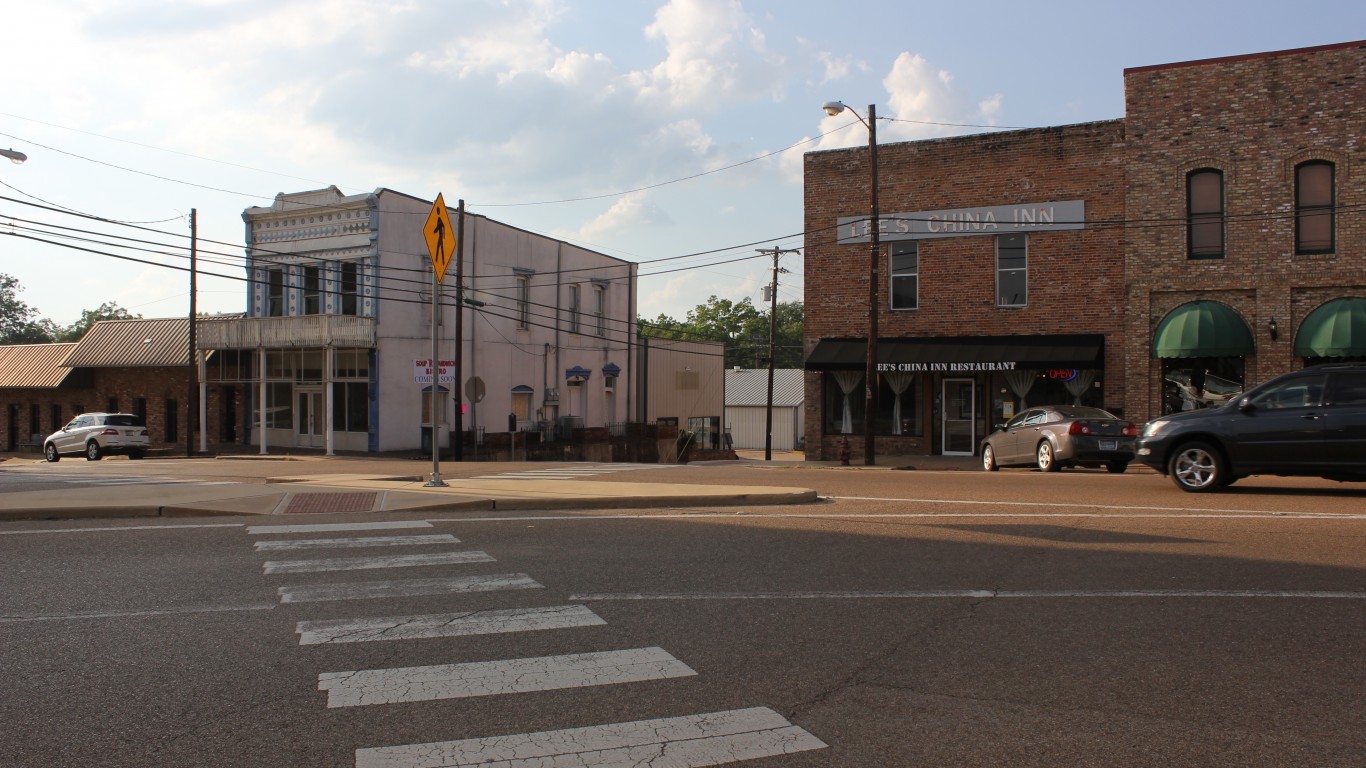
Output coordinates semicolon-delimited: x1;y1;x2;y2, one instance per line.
1;148;27;164
822;101;879;465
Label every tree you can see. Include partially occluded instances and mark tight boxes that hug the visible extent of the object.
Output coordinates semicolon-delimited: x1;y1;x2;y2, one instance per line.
640;295;804;369
55;301;141;342
0;272;57;344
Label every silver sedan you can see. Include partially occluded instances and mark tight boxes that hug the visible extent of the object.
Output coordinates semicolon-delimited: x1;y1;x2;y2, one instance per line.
981;405;1137;473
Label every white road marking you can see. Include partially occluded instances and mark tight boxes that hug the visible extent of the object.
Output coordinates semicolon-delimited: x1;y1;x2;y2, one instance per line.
463;464;683;481
829;495;1366;516
0;603;276;623
278;573;541;603
0;523;244;536
254;534;459;551
247;521;434;535
319;646;695;708
571;589;1366;601
263;551;495;575
354;706;826;767
296;604;606;645
422;509;1366;523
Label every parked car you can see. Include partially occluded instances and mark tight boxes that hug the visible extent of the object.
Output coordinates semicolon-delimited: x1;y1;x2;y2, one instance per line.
43;413;149;462
1138;364;1366;492
981;405;1137;473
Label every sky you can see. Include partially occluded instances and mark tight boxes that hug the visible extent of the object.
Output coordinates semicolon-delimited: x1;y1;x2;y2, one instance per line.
1;0;1362;329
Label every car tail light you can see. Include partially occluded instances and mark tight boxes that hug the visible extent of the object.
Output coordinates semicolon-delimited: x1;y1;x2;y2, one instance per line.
100;428;119;436
1121;422;1138;437
1068;422;1091;435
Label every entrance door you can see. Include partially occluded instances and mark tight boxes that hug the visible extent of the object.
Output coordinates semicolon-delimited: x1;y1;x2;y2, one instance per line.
296;388;325;448
942;378;976;455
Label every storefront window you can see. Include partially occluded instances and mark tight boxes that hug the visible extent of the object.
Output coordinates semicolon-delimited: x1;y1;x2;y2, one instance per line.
1161;358;1244;415
876;373;922;435
823;372;864;435
332;382;370;433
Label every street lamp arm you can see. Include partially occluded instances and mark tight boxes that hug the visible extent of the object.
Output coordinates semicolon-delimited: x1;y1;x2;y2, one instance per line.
821;101;871;130
1;148;27;164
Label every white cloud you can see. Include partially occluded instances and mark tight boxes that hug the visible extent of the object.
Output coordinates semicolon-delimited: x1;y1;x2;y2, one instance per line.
563;194;673;242
630;0;785;110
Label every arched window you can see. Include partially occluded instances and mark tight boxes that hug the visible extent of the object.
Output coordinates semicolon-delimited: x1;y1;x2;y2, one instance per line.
1187;169;1224;259
1295;161;1334;254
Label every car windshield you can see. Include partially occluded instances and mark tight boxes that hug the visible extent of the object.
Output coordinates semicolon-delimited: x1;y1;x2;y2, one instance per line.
1053;406;1117;420
105;415;145;427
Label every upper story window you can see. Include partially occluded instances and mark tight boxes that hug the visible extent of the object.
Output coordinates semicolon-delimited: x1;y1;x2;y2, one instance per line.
593;285;606;335
266;268;285;317
568;285;581;334
1295;161;1335;254
516;275;530;328
339;262;359;316
889;242;918;310
302;265;321;315
996;234;1027;307
1187;169;1224;259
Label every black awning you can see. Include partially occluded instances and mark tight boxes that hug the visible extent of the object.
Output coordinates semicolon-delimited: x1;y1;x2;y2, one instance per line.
805;334;1105;371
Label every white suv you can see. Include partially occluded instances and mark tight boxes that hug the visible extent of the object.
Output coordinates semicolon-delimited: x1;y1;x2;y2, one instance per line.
43;413;150;462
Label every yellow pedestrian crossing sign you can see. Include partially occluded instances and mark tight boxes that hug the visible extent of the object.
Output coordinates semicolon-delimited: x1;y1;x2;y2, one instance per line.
423;193;455;282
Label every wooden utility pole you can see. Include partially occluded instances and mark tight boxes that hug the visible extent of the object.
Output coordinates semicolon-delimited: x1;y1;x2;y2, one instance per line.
187;208;197;458
757;247;798;461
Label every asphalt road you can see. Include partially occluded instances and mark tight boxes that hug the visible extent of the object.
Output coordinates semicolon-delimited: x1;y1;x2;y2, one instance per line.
1;458;1363;767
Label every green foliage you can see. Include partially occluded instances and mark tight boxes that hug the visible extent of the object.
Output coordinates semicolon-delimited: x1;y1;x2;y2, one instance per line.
0;274;141;345
640;295;804;369
0;273;55;344
53;301;141;342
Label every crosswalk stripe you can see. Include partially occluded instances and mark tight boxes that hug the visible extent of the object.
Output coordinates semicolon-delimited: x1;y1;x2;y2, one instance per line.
319;646;695;708
354;706;826;767
248;521;433;535
296;604;606;645
278;573;541;603
255;534;459;551
263;551;495;575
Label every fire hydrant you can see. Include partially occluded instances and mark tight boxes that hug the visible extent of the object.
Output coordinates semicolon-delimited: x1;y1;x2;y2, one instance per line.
838;437;851;466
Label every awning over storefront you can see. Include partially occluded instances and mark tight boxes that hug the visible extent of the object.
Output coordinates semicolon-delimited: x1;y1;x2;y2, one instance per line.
1152;301;1254;358
805;334;1104;372
1294;297;1366;358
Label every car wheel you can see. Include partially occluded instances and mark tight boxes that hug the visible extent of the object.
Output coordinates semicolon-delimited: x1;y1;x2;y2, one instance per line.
86;441;103;461
1106;461;1129;474
44;443;60;463
982;444;999;471
129;450;144;460
1169;441;1224;492
1036;441;1060;472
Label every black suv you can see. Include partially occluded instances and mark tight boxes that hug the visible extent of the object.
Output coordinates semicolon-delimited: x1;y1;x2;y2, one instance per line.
1137;364;1366;492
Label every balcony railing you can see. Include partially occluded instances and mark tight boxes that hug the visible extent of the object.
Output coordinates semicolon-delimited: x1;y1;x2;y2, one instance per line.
197;315;376;350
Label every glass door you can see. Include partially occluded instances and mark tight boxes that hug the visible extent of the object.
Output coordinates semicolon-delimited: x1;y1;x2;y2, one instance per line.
296;388;325;448
942;378;975;455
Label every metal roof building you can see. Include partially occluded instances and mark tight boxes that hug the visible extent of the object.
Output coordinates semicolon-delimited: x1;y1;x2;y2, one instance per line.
724;368;805;451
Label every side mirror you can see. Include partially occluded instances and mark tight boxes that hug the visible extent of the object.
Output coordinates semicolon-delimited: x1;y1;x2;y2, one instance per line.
993;423;1006;432
1238;396;1255;412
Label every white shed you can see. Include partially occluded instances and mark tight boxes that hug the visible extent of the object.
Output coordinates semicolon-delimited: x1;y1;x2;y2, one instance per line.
724;368;804;451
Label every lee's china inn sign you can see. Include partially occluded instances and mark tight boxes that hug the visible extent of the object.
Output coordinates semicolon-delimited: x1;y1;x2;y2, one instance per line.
837;200;1085;243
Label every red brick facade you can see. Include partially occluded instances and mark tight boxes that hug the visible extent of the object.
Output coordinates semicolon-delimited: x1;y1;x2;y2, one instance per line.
804;121;1128;459
2;370;247;454
803;40;1364;459
1122;41;1365;423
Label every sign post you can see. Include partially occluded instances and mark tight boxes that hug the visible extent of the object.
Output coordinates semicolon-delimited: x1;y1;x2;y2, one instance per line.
423;194;455;487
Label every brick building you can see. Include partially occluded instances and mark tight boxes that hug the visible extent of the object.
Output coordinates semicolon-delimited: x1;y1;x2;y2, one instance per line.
803;40;1363;461
1123;41;1365;423
805;121;1127;460
0;317;246;454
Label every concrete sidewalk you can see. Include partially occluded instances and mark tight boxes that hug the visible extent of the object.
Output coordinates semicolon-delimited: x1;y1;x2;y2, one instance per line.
0;448;987;523
0;464;819;522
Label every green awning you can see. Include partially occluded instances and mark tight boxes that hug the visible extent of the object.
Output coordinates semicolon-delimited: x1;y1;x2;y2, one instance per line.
1294;297;1366;358
1153;301;1255;358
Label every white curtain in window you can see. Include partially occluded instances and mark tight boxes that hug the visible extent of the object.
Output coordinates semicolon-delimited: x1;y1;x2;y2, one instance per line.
1065;370;1096;405
832;371;862;434
1004;370;1036;409
884;372;914;435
